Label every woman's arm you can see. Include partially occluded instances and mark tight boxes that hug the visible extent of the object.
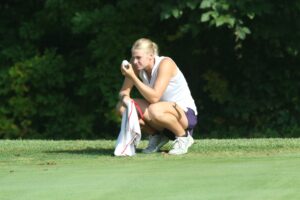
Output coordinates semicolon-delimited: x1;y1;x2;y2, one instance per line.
116;65;136;115
122;57;176;103
118;77;134;100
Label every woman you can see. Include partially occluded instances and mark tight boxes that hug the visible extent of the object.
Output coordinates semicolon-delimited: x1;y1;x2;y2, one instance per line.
116;38;197;155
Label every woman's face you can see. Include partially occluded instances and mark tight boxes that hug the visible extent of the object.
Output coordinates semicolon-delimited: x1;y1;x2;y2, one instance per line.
131;48;153;71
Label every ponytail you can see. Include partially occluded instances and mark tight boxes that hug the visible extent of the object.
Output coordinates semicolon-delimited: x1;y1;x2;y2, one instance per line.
132;38;159;56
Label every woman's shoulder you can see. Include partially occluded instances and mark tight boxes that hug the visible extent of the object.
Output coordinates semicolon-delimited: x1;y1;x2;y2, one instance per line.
159;56;176;67
157;56;177;76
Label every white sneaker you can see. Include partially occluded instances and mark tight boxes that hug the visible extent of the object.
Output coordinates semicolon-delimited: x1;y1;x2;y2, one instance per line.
168;136;190;155
142;134;169;154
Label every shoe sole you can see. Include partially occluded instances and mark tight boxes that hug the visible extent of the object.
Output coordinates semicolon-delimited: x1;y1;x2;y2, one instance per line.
168;150;188;155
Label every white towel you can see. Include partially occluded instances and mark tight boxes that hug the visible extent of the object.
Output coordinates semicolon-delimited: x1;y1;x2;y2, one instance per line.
114;99;141;156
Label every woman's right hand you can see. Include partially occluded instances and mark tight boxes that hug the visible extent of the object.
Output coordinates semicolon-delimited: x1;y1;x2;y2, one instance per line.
121;95;131;106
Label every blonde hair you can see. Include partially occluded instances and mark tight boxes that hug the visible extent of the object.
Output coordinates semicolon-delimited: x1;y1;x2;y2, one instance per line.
131;38;159;56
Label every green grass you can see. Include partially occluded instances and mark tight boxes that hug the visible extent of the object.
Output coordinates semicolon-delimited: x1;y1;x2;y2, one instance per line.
1;139;300;200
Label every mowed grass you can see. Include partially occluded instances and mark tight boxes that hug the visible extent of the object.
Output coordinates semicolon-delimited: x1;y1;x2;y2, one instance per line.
1;139;300;200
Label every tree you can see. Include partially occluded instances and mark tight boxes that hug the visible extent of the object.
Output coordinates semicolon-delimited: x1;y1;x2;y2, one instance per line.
1;0;300;139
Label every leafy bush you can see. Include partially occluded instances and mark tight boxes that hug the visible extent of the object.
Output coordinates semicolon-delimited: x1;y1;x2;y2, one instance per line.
0;0;300;139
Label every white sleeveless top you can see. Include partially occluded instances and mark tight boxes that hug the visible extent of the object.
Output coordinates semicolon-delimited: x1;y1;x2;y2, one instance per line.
139;56;198;115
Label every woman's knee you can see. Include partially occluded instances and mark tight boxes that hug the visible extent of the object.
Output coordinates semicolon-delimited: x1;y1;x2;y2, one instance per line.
148;103;164;122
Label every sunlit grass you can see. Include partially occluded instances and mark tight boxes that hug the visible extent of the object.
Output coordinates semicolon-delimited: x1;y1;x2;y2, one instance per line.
1;139;300;200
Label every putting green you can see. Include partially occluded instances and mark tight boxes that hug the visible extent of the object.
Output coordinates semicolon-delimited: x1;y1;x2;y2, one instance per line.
0;139;300;200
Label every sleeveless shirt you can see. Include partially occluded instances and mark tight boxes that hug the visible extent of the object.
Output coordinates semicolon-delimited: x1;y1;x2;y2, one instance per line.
139;56;198;115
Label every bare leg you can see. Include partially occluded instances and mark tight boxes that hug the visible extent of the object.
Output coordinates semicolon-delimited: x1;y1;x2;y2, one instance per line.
116;99;182;136
139;119;156;134
132;99;164;134
146;102;188;137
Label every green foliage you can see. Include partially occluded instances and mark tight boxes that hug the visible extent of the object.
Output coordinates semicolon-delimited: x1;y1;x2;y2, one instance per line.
160;0;252;41
0;0;162;139
159;0;300;138
0;0;300;139
202;70;230;104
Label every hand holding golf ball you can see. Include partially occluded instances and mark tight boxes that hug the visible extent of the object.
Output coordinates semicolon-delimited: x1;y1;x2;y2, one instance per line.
122;60;130;69
120;60;134;78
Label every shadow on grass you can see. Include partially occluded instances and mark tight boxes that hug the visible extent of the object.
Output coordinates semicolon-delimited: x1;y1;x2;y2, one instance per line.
45;147;115;156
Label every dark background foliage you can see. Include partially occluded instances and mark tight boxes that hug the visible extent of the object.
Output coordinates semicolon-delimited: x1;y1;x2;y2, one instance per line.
1;0;300;139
